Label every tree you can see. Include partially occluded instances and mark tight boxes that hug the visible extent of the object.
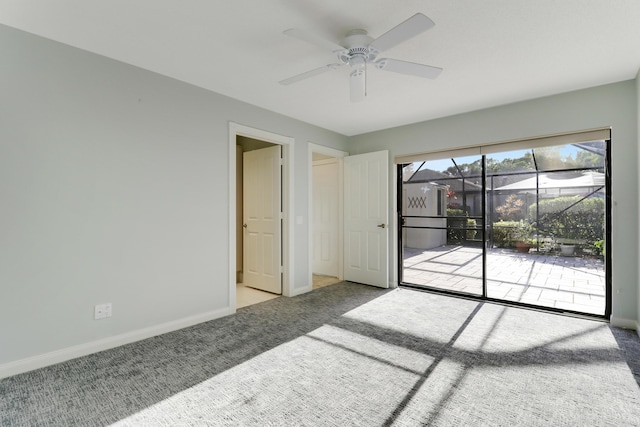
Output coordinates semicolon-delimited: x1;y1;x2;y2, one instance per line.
442;147;604;176
575;150;604;168
496;194;525;221
445;152;535;177
488;152;534;173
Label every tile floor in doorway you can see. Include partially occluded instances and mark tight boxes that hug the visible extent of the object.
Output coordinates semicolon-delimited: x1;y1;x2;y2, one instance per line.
236;275;342;309
312;274;342;289
236;283;280;309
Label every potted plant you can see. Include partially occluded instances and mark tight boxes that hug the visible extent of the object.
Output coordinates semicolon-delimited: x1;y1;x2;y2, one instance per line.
515;240;533;253
559;243;576;255
556;224;578;255
513;221;534;253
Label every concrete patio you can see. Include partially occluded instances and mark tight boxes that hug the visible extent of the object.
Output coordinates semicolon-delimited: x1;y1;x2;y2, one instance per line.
402;245;606;315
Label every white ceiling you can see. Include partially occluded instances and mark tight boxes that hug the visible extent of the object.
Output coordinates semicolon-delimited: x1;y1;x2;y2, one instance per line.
2;0;639;136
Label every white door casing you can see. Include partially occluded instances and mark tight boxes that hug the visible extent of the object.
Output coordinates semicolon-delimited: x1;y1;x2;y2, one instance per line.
344;150;389;288
312;159;339;277
243;145;282;294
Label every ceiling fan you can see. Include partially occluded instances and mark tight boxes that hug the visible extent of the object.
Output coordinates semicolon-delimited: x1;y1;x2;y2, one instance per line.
279;13;442;102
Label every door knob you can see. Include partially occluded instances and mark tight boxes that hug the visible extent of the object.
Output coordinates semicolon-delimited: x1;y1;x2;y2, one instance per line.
377;223;386;229
243;224;248;228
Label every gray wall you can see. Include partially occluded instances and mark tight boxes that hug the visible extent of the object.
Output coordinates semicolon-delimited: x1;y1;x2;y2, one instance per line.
350;81;639;325
0;24;348;366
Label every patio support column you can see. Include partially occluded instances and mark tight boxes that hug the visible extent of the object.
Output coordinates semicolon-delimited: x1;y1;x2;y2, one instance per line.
532;149;540;251
489;175;494;247
451;159;468;243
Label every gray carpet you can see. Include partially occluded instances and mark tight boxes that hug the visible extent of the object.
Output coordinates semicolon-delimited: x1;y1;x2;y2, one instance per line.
1;282;640;426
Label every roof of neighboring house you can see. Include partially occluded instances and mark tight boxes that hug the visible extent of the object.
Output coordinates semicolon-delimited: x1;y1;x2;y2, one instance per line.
494;171;605;191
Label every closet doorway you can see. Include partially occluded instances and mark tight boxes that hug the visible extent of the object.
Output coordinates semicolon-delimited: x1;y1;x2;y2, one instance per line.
230;123;293;310
309;144;347;289
236;137;282;308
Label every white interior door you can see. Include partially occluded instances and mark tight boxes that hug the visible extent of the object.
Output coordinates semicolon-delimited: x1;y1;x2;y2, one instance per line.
243;145;282;294
312;159;339;277
344;150;389;288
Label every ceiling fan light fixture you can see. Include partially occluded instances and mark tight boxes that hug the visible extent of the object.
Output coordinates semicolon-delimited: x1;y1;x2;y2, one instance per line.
349;54;366;70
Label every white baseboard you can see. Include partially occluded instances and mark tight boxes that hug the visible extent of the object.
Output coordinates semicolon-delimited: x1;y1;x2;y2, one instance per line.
0;306;233;380
610;316;639;331
289;286;312;297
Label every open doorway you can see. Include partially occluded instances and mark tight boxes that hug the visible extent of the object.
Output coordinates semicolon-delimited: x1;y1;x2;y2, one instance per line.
229;123;294;311
236;136;282;308
308;143;348;290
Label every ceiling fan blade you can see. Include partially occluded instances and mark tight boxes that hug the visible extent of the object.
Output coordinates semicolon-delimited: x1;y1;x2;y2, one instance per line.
369;13;435;53
375;58;442;79
350;69;365;102
283;28;345;52
279;63;342;86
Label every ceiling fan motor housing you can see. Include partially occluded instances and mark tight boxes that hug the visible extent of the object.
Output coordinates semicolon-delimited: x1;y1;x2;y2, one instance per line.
338;29;378;67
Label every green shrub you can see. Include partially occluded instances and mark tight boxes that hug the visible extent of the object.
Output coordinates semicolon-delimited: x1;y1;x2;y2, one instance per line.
446;208;478;241
447;208;466;217
593;239;605;256
529;196;604;243
466;218;478;240
492;221;523;248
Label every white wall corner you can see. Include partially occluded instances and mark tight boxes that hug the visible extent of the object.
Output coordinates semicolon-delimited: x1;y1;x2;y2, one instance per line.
0;307;233;380
610;316;639;331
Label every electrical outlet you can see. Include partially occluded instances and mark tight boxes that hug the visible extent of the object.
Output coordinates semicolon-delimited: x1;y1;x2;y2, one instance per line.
94;303;112;320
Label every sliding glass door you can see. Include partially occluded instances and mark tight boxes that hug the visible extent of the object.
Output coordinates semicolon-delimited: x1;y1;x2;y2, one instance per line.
398;136;610;318
400;155;484;296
